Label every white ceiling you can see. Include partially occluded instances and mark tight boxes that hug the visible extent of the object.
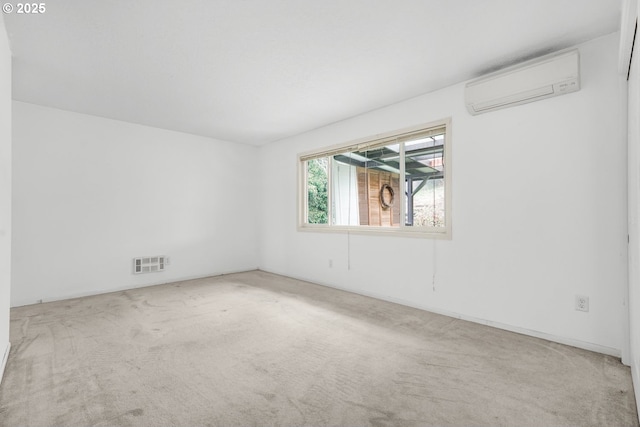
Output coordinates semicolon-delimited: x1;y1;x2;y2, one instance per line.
3;1;621;145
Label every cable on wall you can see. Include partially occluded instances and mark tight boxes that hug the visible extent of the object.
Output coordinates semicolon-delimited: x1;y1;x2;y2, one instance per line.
347;230;351;270
432;238;437;292
348;153;353;270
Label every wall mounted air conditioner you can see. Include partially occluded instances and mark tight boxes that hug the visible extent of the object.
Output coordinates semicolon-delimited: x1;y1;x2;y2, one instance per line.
465;49;580;115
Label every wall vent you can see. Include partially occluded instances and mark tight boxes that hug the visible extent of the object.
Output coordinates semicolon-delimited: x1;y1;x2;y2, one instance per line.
133;256;166;274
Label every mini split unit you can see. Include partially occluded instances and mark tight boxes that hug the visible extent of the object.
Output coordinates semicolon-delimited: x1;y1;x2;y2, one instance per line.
465;49;580;115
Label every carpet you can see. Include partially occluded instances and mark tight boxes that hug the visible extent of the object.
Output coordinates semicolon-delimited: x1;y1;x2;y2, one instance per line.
0;270;636;426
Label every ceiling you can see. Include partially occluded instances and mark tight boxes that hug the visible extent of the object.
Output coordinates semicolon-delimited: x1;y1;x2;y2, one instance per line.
3;1;621;145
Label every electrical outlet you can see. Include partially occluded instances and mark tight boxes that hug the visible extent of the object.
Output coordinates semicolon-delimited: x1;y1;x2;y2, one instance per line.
575;295;589;312
329;259;333;268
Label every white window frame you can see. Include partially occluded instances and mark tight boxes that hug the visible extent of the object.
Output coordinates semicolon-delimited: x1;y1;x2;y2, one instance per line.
298;118;452;239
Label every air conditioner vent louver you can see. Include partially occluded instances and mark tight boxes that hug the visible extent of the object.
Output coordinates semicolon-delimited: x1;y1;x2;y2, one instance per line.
465;49;580;115
133;256;166;274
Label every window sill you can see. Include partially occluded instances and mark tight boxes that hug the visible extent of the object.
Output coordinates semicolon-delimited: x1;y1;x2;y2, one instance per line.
297;224;451;239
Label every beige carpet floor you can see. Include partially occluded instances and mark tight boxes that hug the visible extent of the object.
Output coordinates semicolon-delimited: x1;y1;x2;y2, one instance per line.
0;270;637;426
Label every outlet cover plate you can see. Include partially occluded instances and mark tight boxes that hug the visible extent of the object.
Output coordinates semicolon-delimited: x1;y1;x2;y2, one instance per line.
575;295;589;312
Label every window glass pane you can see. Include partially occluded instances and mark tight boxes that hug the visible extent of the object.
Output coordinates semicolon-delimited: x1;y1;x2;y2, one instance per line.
331;154;359;226
404;133;445;227
306;157;329;224
332;143;401;228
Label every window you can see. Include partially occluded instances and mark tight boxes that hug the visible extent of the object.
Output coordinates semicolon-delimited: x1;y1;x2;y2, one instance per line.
299;119;451;238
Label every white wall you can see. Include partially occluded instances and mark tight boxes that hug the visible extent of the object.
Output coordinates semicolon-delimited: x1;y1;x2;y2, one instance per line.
627;10;640;417
11;102;259;306
259;32;628;356
0;16;11;382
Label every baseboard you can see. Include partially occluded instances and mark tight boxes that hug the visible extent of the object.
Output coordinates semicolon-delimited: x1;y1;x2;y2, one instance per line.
0;341;10;385
258;268;621;358
633;361;640;424
11;267;260;308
